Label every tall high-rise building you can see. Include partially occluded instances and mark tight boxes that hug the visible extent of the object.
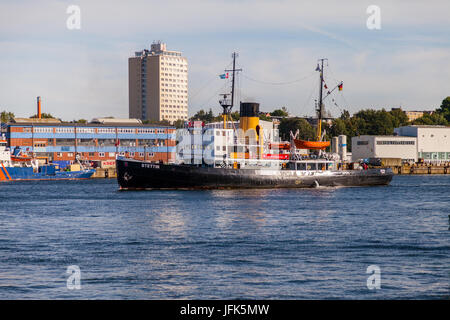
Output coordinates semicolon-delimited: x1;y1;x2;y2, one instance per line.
129;42;188;123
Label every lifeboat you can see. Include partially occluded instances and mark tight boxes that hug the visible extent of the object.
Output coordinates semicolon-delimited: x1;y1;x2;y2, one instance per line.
294;139;330;150
11;155;32;162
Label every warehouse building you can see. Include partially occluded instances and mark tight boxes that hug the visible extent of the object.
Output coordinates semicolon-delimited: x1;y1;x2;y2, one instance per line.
4;119;176;166
352;135;417;163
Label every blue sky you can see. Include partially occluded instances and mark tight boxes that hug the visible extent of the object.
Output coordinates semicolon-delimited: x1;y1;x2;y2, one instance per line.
1;0;449;120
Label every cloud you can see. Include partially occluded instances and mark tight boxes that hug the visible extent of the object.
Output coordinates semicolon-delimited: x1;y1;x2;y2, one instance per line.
0;0;449;120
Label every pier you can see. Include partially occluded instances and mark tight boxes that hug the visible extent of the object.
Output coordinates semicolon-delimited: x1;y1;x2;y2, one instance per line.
383;163;450;175
91;167;117;179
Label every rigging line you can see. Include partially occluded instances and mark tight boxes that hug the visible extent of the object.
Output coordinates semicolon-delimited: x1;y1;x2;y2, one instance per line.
301;81;318;116
197;82;228;110
325;63;342;86
340;92;351;111
197;81;230;112
189;75;226;106
190;77;220;101
241;71;316;86
189;61;234;100
323;64;347;115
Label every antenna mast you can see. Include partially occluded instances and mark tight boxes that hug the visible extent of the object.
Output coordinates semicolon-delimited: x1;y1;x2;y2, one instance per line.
317;58;327;141
220;52;242;129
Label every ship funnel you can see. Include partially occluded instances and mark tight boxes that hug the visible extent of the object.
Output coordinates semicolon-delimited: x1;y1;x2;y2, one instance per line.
239;102;263;158
239;102;260;133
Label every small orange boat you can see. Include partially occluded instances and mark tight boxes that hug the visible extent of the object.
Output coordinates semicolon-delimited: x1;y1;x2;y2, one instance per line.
11;155;32;162
294;139;330;150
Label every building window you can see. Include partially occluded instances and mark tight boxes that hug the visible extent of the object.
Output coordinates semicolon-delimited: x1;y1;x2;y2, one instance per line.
357;141;369;145
99;152;105;157
376;140;415;145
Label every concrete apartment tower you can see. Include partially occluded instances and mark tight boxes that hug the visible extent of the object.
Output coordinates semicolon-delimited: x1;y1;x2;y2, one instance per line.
128;41;188;123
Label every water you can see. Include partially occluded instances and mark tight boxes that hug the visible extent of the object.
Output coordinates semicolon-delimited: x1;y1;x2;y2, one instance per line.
0;175;449;299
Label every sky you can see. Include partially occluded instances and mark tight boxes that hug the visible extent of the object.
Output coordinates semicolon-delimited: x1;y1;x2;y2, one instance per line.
1;0;450;121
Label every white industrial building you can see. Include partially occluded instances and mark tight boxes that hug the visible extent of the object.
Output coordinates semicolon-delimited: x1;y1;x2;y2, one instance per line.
352;125;450;163
352;135;417;163
394;125;450;162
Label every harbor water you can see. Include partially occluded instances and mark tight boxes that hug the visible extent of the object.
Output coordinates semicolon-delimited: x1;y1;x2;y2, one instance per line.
0;175;448;299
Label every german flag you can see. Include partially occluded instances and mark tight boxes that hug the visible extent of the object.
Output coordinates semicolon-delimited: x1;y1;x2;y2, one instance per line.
338;83;343;91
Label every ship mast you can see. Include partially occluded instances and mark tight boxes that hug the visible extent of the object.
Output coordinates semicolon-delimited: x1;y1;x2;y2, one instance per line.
316;58;327;141
220;52;242;129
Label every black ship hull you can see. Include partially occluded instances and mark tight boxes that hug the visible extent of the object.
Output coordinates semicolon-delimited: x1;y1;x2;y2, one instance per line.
116;158;393;190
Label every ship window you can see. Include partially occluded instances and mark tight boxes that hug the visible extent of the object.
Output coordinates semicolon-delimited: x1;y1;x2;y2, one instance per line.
297;163;306;170
306;163;317;170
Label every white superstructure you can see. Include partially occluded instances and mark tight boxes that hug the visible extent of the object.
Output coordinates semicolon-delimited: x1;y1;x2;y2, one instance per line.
176;120;282;166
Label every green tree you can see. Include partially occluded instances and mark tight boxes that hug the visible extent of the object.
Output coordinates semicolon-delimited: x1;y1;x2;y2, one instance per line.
436;96;450;122
279;118;316;141
328;118;348;137
190;108;216;123
270;107;289;117
339;110;351;120
230;111;240;121
389;108;409;127
173;119;186;128
1;111;15;123
325;108;410;151
30;113;55;119
353;108;397;135
412;113;448;126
